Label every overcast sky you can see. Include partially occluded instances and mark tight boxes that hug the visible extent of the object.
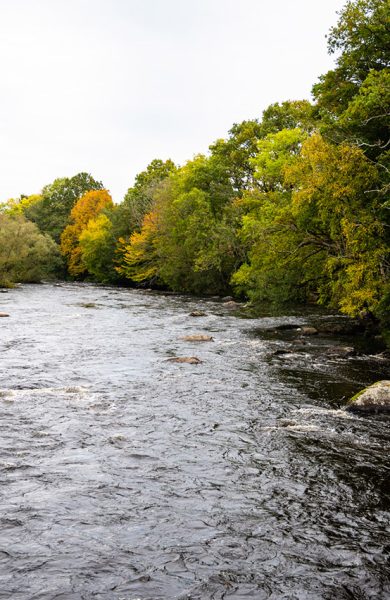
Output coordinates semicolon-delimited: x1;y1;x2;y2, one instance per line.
0;0;346;203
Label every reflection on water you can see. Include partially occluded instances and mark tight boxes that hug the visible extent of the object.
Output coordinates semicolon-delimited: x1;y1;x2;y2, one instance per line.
0;283;389;599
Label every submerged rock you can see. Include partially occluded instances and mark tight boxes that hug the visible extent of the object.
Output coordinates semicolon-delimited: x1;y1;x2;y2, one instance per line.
299;326;318;336
326;346;357;358
278;419;298;427
318;321;363;335
291;339;307;346
181;334;213;342
0;313;9;317
272;349;294;356
166;356;202;364
189;310;207;317
274;324;301;331
224;300;239;308
346;380;390;414
272;324;317;335
372;351;390;361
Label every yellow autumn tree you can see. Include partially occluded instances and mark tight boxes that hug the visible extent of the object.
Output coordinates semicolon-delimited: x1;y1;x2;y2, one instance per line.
60;189;113;277
0;194;43;216
79;213;119;283
116;211;160;283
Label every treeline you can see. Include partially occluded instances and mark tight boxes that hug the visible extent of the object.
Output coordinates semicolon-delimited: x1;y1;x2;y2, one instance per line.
1;0;389;329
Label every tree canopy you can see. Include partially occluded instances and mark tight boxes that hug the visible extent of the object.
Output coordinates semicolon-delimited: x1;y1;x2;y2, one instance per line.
1;0;389;337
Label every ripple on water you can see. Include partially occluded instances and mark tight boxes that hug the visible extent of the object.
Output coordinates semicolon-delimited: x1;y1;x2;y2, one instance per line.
0;283;389;599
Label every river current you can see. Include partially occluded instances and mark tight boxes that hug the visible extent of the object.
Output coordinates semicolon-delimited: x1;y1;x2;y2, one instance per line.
0;283;389;599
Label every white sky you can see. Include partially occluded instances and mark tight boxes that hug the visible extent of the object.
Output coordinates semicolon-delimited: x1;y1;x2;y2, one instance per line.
0;0;346;203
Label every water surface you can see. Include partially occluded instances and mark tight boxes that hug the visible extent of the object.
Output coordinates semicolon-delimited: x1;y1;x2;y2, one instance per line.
0;284;389;599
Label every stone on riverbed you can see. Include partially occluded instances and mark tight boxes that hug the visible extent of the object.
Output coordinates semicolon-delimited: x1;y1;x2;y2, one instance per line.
166;356;202;364
181;334;213;342
224;300;240;308
272;324;318;335
346;380;390;414
274;324;302;331
189;311;207;317
298;326;318;336
317;321;363;335
326;346;357;357
272;349;294;356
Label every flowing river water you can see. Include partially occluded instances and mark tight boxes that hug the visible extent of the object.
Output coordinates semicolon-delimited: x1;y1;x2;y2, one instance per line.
0;283;389;600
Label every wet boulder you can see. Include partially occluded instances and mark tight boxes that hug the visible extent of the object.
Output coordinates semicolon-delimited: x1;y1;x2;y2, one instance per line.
224;300;239;308
346;380;390;414
317;321;363;335
181;334;213;342
274;324;301;331
166;356;202;364
189;310;207;317
326;346;357;358
272;349;294;356
372;351;390;361
0;312;9;317
298;326;318;336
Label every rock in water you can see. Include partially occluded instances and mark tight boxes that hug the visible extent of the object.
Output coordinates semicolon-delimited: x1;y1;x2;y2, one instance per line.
326;346;356;357
181;335;213;342
274;324;301;331
272;349;293;356
224;300;239;308
318;321;362;335
0;313;9;317
346;380;390;414
299;326;318;335
189;311;206;317
166;357;202;364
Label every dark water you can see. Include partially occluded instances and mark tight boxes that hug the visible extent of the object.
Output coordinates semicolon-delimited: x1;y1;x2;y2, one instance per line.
0;283;389;600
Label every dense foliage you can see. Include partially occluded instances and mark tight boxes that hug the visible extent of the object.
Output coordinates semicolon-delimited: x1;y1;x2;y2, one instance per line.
1;0;389;332
0;214;59;287
60;190;114;277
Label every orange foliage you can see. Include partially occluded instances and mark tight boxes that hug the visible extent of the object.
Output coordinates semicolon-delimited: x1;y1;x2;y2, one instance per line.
60;190;113;276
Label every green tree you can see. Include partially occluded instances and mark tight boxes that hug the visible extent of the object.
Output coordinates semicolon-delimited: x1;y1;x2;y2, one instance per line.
24;173;103;242
121;159;176;234
313;0;390;125
287;133;388;316
0;214;60;287
336;69;390;159
260;100;316;136
231;129;309;303
117;158;238;293
208;120;263;193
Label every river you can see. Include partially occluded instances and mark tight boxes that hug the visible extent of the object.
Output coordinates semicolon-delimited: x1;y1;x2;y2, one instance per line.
0;283;389;599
